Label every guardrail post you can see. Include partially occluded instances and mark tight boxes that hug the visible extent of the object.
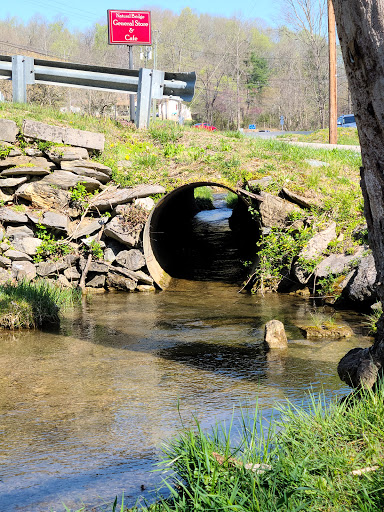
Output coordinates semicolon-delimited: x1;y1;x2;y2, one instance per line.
135;69;164;129
12;56;34;103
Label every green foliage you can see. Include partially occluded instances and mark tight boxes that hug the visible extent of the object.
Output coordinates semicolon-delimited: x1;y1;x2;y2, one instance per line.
163;143;185;158
149;124;183;145
225;191;238;208
0;279;81;328
34;223;73;262
245;54;270;93
194;186;214;210
139;386;384;512
0;145;11;159
87;239;104;260
254;225;314;292
69;182;92;210
37;140;55;152
365;303;382;334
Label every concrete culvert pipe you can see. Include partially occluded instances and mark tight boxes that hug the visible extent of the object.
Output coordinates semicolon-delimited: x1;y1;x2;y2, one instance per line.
143;182;259;289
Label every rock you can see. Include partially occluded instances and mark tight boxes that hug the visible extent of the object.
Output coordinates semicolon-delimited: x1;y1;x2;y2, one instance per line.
257;192;302;228
22;120;105;151
15;237;42;256
0;267;11;284
115;249;145;270
36;259;70;277
280;188;321;209
25;148;44;157
342;253;377;304
134;197;155;211
104;247;117;263
106;271;137;291
264;320;288;349
301;324;353;338
0;156;56;170
90;184;166;212
0;189;13;203
301;222;337;260
137;284;156;292
3;249;32;261
61;159;112;176
64;267;81;280
293;222;337;284
60;166;110;184
70;217;108;239
40;170;102;192
0;242;9;252
0;256;11;267
0;207;28;224
86;274;106;288
12;260;36;281
315;248;365;278
0;177;27;188
247;176;273;190
0;119;18;143
78;255;110;273
44;146;89;164
338;347;379;389
1;166;51;176
16;182;71;210
57;274;71;288
6;225;34;240
41;211;68;232
104;216;140;247
305;159;330;168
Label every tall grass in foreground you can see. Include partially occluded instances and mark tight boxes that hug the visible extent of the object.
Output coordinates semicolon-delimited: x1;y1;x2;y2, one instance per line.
126;387;384;512
0;279;81;328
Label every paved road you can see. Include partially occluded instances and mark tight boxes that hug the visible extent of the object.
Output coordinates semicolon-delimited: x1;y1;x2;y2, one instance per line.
244;130;312;139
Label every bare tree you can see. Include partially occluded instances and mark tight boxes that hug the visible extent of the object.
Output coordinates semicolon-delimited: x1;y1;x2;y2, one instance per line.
333;0;384;390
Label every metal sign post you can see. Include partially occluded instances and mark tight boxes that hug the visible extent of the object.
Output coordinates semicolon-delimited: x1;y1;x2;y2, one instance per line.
280;115;284;130
108;10;152;124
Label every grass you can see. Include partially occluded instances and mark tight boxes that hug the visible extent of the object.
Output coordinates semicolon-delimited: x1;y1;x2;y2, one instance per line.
281;128;360;146
0;279;81;328
125;386;384;512
194;186;214;210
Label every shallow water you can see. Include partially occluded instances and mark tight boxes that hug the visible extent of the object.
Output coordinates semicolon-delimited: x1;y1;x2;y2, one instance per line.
0;195;373;511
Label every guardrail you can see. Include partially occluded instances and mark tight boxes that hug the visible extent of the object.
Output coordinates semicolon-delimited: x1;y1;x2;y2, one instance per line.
0;55;196;129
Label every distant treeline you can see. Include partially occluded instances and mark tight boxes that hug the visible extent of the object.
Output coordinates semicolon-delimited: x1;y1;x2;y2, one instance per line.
0;2;351;130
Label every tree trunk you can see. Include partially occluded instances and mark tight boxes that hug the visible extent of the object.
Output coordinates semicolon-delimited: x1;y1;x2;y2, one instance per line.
332;0;384;388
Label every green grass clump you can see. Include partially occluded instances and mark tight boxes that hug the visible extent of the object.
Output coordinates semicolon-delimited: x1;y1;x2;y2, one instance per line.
129;387;384;512
281;128;360;146
225;191;238;208
194;186;214;210
149;123;184;145
0;279;81;328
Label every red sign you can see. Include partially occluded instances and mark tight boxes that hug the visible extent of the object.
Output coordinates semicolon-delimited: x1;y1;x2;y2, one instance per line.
108;10;152;45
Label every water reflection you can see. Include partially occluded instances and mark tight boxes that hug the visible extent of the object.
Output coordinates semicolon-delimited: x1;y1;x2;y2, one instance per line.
0;282;372;512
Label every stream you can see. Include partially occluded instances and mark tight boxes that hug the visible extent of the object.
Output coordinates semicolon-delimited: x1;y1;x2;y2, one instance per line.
0;193;372;511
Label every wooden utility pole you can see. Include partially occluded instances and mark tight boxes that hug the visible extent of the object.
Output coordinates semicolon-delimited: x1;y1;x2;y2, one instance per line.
328;0;337;144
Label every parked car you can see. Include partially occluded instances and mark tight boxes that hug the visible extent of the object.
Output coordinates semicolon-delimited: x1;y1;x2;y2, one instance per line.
193;122;217;131
337;114;357;128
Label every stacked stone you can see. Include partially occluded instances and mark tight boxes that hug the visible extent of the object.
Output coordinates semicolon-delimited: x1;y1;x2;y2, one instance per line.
0;119;166;292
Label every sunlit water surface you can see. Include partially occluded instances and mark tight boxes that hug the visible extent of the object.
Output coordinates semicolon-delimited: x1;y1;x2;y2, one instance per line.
0;195;372;511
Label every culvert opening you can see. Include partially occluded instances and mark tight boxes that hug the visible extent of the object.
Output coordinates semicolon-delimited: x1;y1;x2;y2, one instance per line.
143;182;260;289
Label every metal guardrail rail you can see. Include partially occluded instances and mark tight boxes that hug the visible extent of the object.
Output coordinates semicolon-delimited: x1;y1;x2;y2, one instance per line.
0;54;196;129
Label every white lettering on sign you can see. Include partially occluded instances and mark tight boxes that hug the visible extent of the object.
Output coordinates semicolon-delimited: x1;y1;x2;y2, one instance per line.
125;34;139;41
134;20;149;26
113;20;134;26
116;12;145;19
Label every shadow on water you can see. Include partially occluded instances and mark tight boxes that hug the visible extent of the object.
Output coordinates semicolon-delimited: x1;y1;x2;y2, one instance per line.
0;195;373;512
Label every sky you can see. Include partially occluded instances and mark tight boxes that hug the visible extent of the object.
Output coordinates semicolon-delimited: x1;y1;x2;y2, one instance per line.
3;0;281;31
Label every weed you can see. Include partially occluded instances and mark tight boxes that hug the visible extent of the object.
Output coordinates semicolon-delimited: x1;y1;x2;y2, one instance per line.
87;238;104;260
34;223;74;262
364;303;382;334
69;182;92;210
149;124;183;145
0;145;11;159
0;279;81;328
